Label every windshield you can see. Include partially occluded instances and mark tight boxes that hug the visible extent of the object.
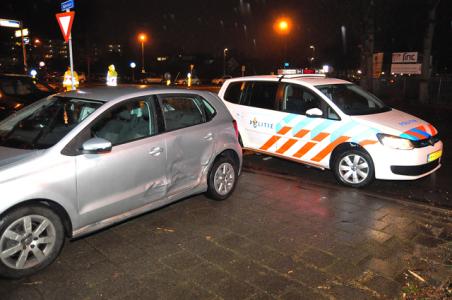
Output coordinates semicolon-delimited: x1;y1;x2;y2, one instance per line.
0;97;103;150
316;84;391;115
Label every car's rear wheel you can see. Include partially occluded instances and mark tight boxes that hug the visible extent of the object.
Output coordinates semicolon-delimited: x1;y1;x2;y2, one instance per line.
333;149;374;188
206;156;238;200
0;205;65;279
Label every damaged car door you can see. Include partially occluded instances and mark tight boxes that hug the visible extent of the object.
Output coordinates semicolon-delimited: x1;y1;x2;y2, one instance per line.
158;94;216;196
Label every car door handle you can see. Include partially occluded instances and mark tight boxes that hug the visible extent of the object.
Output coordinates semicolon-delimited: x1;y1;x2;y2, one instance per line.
203;133;214;141
149;147;163;156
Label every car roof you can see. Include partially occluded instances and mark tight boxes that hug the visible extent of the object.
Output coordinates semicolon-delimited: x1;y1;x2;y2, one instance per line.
59;85;208;102
227;75;350;86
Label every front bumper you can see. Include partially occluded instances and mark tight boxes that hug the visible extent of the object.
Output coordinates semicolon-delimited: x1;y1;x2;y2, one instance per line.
367;140;443;180
391;159;440;176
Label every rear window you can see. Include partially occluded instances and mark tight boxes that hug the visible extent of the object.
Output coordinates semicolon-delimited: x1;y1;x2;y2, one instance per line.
243;81;278;110
223;81;244;103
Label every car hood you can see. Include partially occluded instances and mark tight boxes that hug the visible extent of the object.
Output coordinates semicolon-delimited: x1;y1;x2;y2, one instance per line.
0;146;41;169
350;109;438;140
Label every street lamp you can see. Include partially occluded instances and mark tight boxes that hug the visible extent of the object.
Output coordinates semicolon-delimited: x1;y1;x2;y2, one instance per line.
223;48;228;76
274;17;291;35
274;17;292;65
138;33;147;74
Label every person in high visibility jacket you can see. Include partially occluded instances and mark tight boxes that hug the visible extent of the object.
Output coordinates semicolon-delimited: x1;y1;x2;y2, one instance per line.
106;64;118;86
63;67;79;92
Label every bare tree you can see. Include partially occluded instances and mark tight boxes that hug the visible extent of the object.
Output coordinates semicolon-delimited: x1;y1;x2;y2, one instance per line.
359;0;376;92
419;0;441;103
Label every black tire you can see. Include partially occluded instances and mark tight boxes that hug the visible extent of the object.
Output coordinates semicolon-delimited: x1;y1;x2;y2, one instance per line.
333;149;375;188
0;205;65;279
206;156;238;200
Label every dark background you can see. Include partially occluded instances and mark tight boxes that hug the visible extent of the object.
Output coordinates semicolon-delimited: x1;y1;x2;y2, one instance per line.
0;0;451;76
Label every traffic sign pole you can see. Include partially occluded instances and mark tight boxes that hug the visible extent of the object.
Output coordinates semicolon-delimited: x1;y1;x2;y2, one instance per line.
65;8;75;90
56;6;76;90
68;32;75;90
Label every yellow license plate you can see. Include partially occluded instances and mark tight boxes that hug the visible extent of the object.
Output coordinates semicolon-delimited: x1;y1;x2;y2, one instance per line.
427;150;442;162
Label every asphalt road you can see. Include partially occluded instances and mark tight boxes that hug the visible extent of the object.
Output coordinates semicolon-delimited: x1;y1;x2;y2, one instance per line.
1;171;450;299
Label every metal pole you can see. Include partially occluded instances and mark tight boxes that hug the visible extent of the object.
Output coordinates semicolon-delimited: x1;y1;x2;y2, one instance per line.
141;41;145;73
67;9;75;90
68;34;75;90
20;21;27;74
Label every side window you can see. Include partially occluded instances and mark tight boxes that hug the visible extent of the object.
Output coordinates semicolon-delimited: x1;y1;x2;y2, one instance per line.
91;98;155;145
223;81;245;104
282;84;339;119
160;95;206;131
243;81;278;110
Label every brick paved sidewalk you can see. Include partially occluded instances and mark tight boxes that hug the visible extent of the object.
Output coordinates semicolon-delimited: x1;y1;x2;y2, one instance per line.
1;172;450;299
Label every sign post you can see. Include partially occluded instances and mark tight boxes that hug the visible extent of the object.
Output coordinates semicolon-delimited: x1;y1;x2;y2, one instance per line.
56;1;75;89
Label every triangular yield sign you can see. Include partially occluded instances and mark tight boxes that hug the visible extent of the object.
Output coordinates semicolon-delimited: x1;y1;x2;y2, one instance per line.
56;11;75;42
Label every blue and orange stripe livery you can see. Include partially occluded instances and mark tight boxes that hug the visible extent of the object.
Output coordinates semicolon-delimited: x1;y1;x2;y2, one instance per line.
259;118;379;163
401;124;437;141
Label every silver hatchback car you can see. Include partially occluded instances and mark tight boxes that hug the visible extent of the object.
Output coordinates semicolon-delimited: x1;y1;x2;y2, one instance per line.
0;86;242;278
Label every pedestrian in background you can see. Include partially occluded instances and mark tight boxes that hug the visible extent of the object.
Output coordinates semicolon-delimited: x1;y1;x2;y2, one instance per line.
107;64;118;86
63;67;79;91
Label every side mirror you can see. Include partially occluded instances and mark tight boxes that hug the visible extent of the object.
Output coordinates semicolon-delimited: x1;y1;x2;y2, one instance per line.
306;108;323;117
81;137;112;154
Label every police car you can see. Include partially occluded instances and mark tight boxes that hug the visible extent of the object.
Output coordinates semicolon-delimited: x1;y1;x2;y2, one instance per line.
218;74;443;187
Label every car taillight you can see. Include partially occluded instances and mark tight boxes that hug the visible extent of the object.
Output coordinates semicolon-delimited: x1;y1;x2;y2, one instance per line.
232;120;239;139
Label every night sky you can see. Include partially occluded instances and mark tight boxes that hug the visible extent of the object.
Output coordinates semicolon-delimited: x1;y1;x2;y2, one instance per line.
1;0;451;70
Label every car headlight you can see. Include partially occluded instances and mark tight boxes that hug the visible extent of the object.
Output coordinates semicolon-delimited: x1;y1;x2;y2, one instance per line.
376;133;414;150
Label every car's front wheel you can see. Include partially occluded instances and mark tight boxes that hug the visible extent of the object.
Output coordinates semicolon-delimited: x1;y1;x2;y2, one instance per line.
333;149;375;188
0;205;65;279
206;156;238;200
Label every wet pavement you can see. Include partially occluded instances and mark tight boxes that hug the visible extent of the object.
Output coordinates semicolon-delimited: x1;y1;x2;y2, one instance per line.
1;171;450;299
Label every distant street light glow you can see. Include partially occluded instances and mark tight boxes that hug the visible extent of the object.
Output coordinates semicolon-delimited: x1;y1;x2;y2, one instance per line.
274;17;291;35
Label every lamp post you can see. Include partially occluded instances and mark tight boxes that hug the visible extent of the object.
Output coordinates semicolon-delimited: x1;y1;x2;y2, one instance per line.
223;48;228;76
274;17;291;66
138;33;147;74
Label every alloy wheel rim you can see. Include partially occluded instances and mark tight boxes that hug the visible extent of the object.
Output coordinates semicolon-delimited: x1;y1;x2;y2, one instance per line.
214;162;235;195
0;215;56;270
338;154;369;184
